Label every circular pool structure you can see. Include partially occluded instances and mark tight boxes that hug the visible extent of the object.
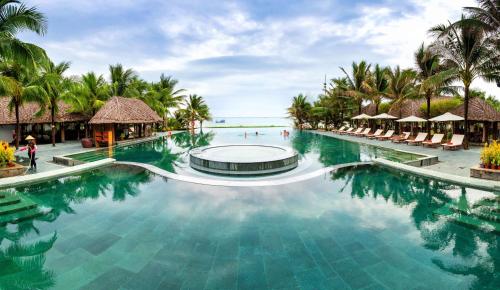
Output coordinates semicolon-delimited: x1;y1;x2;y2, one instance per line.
189;144;299;175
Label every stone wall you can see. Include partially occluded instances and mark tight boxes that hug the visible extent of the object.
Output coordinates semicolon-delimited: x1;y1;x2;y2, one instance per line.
0;163;26;178
470;166;500;181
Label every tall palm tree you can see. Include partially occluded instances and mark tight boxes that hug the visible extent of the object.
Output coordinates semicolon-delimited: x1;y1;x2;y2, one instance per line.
431;19;500;148
340;61;371;115
367;64;389;115
0;60;45;148
37;60;71;146
387;66;417;119
66;72;109;116
148;74;186;126
414;43;456;133
197;104;211;132
462;0;499;33
287;94;311;130
183;94;206;132
109;63;136;96
0;0;47;66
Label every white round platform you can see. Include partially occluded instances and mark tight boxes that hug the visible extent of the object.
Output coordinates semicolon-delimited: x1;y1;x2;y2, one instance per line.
189;144;298;175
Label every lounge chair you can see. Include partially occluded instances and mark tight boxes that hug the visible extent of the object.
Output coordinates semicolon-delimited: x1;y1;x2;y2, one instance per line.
354;128;371;137
406;132;428;146
346;128;363;135
391;132;411;143
332;126;346;133
366;129;383;139
422;134;444;148
442;134;464;150
377;130;395;141
339;127;354;135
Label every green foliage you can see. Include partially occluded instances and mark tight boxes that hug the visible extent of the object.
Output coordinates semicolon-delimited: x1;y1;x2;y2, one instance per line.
378;102;391;113
420;97;463;117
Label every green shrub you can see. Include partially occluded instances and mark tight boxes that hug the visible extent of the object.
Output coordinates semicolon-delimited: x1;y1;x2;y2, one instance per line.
420;97;463;117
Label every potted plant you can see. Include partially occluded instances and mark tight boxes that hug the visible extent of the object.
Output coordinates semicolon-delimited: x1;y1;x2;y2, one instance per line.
0;141;15;168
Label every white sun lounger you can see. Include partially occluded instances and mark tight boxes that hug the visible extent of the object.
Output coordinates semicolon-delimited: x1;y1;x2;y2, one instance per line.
422;134;444;148
442;134;464;150
406;132;428;145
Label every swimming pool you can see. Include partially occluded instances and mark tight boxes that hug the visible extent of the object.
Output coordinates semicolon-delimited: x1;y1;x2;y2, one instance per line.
67;128;427;179
1;128;499;290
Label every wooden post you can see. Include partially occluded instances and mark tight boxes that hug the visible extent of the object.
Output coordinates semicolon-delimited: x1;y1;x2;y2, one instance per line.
493;122;498;141
482;122;487;144
61;123;66;143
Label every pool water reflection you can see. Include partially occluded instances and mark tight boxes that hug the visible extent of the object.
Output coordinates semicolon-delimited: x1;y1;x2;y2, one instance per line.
0;163;498;289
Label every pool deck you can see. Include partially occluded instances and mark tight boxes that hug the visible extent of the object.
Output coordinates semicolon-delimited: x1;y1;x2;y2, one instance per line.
312;130;481;178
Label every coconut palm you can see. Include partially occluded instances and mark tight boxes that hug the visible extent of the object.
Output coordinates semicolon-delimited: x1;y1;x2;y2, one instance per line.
66;72;109;116
461;0;499;33
430;19;500;148
367;64;389;115
0;0;47;66
197;104;211;132
36;60;71;146
287;94;311;130
0;60;46;148
340;61;371;115
183;94;206;132
414;43;456;133
148;74;186;126
387;66;418;119
109;63;136;96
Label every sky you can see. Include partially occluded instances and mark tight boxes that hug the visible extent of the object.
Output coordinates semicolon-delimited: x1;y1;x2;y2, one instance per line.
23;0;500;117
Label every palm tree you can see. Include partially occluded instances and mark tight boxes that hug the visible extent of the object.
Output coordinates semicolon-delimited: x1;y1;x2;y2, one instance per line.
109;63;136;96
340;61;371;115
367;64;389;115
462;0;499;33
0;0;47;66
414;43;456;133
430;19;500;148
0;60;45;148
387;66;417;119
66;72;109;116
287;94;311;130
183;94;206;132
37;60;71;146
197;104;211;132
148;74;186;126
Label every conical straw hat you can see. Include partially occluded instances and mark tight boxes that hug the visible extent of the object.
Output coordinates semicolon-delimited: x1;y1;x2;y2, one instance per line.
25;135;35;140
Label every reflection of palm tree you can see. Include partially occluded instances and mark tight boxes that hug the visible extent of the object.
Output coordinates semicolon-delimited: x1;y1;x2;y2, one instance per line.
0;232;57;290
171;131;214;149
290;131;314;156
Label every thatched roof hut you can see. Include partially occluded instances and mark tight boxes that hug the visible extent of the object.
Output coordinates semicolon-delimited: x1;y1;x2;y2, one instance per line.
451;97;500;122
388;99;425;118
361;103;377;116
89;96;162;124
0;97;89;125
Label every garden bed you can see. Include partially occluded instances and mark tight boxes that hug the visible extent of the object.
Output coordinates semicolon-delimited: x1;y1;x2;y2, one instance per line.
0;163;26;178
470;166;500;181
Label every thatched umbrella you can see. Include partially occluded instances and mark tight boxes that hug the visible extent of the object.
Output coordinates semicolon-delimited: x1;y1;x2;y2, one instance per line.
397;115;427;136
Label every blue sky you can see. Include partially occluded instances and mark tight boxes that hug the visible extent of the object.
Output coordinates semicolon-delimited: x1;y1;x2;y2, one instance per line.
24;0;499;117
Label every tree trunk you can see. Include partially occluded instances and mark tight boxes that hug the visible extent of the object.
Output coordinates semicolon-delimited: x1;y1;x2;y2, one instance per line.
375;103;379;115
464;85;470;149
51;105;56;146
426;91;431;134
15;103;20;149
358;103;362;115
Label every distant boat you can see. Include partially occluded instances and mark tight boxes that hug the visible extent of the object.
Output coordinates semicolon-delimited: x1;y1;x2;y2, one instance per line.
215;119;225;123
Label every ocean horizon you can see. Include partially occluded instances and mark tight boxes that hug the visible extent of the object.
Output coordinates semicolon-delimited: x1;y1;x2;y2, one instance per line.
205;116;292;127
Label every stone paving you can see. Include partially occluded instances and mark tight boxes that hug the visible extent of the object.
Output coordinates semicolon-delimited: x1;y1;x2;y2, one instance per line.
313;130;482;178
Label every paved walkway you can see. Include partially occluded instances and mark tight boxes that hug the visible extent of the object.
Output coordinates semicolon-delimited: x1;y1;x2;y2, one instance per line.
313;130;482;178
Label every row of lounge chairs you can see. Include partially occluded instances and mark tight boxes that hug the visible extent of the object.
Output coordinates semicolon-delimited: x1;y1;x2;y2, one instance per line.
331;126;464;150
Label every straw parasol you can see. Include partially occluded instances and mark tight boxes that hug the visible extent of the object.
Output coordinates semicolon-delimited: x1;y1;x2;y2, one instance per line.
370;113;397;119
396;115;427;122
351;113;372;120
429;112;464;122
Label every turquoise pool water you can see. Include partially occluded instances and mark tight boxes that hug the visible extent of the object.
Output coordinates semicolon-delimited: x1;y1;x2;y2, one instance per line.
0;164;498;289
1;128;499;290
67;128;425;177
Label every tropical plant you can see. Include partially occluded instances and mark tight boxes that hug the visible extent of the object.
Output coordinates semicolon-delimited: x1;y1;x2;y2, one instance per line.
183;94;207;132
0;60;46;148
430;18;500;148
387;66;417;118
36;60;71;146
0;140;15;167
197;104;211;131
0;0;47;66
340;61;371;115
419;97;463;117
287;94;311;130
109;63;136;96
65;72;110;116
414;43;456;133
367;64;389;115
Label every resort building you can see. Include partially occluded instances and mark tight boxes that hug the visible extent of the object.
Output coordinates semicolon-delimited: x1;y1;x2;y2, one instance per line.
89;96;162;146
0;97;89;143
